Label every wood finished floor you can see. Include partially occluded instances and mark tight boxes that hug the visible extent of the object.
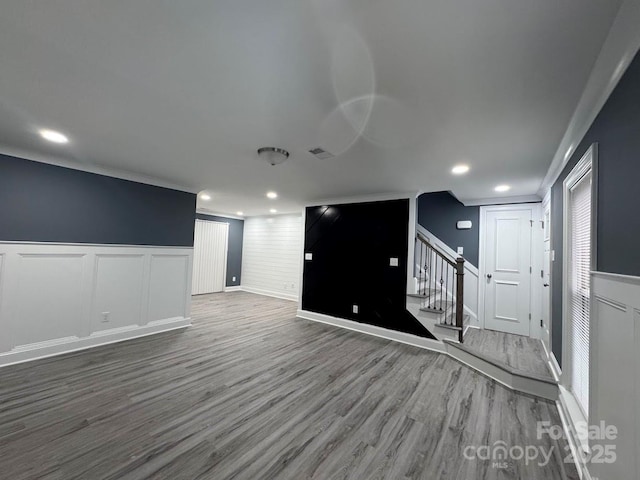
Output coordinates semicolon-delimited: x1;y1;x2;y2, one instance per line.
463;328;554;380
0;292;577;480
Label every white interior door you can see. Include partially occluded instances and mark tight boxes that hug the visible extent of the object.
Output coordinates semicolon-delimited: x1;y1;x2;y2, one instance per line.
482;207;532;336
192;220;228;295
541;199;551;352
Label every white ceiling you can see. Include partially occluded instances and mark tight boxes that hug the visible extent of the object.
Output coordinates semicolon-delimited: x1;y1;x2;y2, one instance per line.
0;0;622;216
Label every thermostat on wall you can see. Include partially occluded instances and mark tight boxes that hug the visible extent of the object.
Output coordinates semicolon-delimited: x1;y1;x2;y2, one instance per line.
456;220;472;230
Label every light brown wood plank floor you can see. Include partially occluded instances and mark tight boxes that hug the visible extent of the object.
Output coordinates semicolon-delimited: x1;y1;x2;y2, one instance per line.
0;292;576;479
464;328;554;380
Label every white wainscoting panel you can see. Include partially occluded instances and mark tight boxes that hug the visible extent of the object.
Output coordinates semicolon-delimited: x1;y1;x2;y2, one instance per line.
14;253;86;346
0;243;193;367
148;254;191;323
92;254;145;333
588;271;640;480
241;214;302;301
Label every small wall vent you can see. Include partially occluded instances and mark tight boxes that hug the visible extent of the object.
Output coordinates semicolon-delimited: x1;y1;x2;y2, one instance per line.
308;147;335;160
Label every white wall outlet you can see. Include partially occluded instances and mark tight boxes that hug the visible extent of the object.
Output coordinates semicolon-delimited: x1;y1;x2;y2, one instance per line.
305;252;313;261
352;305;359;314
232;276;236;282
389;257;399;267
457;247;464;255
101;312;110;323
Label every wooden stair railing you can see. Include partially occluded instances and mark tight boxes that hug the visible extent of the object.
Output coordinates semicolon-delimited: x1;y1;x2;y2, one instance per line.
416;233;465;343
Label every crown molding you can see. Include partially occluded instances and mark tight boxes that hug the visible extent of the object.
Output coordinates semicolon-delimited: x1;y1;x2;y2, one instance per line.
538;0;640;196
0;144;197;193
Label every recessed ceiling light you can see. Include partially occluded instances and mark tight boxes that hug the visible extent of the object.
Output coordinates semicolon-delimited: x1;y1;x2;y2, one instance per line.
269;208;277;214
452;165;470;175
199;194;211;201
494;185;511;193
39;129;69;144
236;211;244;216
266;191;278;199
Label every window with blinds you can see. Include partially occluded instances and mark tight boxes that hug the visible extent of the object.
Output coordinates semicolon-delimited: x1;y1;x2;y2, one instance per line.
567;168;592;416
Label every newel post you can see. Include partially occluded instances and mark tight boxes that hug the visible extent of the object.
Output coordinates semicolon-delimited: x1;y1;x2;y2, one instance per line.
455;257;465;343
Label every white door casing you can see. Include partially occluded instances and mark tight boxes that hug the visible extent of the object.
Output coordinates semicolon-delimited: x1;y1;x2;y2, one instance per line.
480;205;534;336
192;220;228;295
541;195;552;352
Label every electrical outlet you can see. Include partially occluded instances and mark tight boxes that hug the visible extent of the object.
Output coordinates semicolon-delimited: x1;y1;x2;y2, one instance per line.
232;276;236;282
352;305;359;314
457;247;464;255
389;257;399;267
101;312;110;323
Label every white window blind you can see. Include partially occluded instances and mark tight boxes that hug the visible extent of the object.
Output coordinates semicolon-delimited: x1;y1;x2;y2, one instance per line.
568;169;592;416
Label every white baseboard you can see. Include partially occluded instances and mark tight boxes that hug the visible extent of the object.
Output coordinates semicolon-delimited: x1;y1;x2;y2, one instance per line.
0;317;191;368
556;385;592;480
223;285;242;292
241;286;298;302
296;309;446;353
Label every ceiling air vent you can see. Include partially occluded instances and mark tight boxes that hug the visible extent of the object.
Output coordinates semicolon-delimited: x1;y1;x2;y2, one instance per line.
308;147;335;160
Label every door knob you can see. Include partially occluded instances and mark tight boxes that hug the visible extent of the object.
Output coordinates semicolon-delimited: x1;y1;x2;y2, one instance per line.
486;274;492;279
543;283;549;287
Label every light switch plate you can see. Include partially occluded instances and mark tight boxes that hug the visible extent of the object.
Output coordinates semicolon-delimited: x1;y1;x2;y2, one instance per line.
389;257;399;267
305;253;313;261
457;247;464;255
352;305;359;314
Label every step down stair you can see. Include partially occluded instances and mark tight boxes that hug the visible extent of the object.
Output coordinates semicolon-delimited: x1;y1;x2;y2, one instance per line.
443;339;558;400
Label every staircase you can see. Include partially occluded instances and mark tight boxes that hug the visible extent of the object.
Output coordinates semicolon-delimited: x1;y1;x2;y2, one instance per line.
406;233;468;342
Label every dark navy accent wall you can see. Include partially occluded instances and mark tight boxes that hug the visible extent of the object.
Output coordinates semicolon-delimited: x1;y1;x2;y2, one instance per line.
551;51;640;366
417;191;480;267
195;213;244;287
302;199;435;339
0;154;196;246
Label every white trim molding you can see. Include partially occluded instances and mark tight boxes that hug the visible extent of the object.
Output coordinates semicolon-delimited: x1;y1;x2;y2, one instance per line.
0;145;196;194
241;286;298;302
0;242;193;367
539;0;640;195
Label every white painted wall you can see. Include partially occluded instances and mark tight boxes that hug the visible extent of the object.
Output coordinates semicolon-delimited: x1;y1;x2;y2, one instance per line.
0;242;193;367
241;214;302;301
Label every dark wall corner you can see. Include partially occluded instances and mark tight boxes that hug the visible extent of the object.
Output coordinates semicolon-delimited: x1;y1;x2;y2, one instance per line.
417;191;480;267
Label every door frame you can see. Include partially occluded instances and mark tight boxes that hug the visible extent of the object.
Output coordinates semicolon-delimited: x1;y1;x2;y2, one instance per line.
541;191;552;353
192;219;229;295
478;203;543;338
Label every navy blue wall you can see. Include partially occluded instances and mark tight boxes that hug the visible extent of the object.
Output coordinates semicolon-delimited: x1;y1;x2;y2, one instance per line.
551;51;640;365
302;199;435;339
0;154;196;246
417;191;480;267
195;213;244;287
